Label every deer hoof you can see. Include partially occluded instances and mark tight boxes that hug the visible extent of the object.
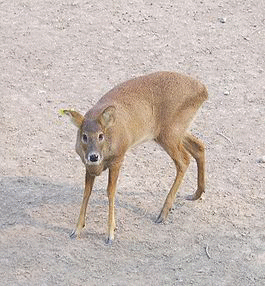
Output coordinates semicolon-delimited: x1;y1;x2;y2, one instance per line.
155;213;165;224
186;190;203;201
70;230;78;239
105;237;113;245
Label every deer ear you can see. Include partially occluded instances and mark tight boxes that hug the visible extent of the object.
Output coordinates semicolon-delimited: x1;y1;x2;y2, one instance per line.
99;106;116;128
60;109;84;128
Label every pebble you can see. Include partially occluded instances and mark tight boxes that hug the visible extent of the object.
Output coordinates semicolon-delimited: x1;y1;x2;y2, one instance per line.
224;91;230;95
219;17;226;23
256;156;265;163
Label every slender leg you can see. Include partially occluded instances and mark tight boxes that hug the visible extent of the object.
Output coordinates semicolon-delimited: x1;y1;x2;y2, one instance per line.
106;162;122;244
70;170;95;239
155;133;191;223
183;133;206;200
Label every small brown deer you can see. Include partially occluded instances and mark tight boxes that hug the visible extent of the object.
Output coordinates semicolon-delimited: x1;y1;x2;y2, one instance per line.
61;71;208;244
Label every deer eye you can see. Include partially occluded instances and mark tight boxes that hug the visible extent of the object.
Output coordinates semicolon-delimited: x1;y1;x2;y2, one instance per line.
98;133;104;141
82;133;88;143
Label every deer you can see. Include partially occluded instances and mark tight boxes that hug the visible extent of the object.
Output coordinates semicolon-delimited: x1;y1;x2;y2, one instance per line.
61;71;208;244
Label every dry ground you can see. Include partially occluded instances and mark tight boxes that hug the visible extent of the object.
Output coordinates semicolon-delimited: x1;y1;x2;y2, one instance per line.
0;0;265;285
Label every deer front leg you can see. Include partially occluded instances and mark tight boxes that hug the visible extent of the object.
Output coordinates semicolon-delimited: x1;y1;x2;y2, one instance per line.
106;162;122;244
70;170;95;239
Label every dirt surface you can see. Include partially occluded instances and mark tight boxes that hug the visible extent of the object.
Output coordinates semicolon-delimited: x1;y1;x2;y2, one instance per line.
0;0;265;285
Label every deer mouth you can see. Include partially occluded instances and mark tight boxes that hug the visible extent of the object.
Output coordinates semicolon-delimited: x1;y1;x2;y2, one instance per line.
85;163;104;176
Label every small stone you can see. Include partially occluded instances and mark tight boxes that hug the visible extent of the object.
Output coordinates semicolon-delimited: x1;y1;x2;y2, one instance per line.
219;17;226;23
256;156;265;163
224;91;230;95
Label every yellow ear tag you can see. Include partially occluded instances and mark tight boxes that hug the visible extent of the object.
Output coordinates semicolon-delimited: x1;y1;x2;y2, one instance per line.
59;109;65;116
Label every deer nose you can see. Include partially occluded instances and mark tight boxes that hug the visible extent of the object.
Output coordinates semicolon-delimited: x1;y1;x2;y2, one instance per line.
89;154;99;162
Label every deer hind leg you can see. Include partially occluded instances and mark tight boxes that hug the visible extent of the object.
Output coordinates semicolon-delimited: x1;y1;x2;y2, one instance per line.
183;133;206;200
155;133;191;223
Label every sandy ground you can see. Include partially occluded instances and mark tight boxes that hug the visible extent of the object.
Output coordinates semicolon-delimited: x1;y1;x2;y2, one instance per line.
0;0;265;285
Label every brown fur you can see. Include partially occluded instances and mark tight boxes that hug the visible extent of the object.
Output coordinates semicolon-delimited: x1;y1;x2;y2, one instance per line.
62;71;208;243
